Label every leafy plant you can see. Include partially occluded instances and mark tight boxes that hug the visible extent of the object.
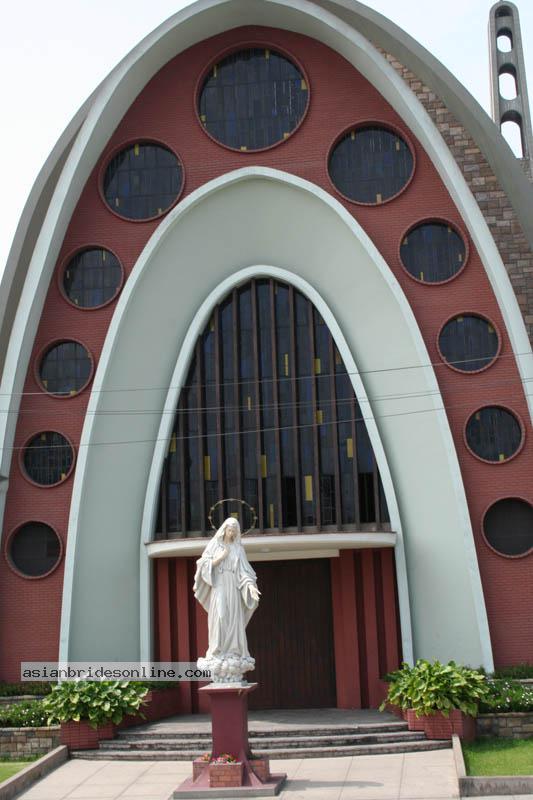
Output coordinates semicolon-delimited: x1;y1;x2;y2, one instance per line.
43;681;148;729
380;660;490;718
0;700;49;727
0;682;54;697
480;680;533;713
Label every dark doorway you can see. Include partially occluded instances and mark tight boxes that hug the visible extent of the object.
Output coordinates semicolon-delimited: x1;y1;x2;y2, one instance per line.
246;558;336;709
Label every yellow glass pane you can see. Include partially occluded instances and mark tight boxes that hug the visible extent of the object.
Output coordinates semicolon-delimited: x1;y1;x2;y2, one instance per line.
346;438;354;459
305;475;313;502
261;455;267;478
204;455;211;481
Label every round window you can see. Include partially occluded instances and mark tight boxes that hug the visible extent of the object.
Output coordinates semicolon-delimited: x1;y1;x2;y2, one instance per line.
8;523;61;577
23;432;74;486
328;125;414;204
400;222;466;283
438;315;499;372
484;498;533;556
466;407;522;462
198;48;309;151
63;248;123;309
103;142;183;220
39;342;92;397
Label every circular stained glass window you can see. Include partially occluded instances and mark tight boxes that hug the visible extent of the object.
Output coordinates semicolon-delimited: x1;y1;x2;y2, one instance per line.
328;125;414;204
103;142;183;220
466;407;522;463
9;523;61;577
401;222;466;283
198;48;309;151
466;406;522;462
23;432;74;486
484;498;533;556
438;315;499;372
63;248;123;309
39;342;92;397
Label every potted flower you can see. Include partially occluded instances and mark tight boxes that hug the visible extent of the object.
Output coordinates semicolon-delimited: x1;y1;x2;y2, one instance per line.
43;681;148;750
380;660;489;740
208;753;243;788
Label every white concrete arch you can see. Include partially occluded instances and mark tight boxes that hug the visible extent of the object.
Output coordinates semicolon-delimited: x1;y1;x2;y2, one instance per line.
59;168;493;672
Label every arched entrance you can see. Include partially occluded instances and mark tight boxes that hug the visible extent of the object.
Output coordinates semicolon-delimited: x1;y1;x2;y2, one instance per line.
59;168;491;675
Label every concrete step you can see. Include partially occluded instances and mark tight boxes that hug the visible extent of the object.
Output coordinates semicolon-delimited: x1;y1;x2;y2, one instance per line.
116;722;408;741
71;738;451;761
99;731;426;751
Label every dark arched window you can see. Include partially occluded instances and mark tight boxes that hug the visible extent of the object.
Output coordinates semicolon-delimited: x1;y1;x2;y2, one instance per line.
157;279;389;537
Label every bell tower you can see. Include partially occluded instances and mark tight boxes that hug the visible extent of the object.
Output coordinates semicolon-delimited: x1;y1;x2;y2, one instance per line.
489;1;533;174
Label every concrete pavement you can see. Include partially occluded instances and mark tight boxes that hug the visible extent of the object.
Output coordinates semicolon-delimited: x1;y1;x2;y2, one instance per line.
14;748;465;800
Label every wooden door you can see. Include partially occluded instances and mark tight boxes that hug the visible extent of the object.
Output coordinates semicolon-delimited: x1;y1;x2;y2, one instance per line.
246;558;336;709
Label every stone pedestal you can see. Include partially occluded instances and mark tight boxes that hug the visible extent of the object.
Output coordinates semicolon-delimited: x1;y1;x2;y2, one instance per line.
201;682;256;762
171;683;286;798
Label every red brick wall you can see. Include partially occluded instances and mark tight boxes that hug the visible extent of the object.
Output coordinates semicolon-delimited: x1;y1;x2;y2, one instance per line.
1;25;532;680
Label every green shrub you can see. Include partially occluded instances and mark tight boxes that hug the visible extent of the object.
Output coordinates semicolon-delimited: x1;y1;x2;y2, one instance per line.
0;682;54;697
0;700;49;727
480;680;533;713
492;664;533;680
43;681;149;729
380;659;490;718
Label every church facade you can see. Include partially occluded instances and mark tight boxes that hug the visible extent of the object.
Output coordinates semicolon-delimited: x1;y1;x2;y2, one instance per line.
1;0;532;711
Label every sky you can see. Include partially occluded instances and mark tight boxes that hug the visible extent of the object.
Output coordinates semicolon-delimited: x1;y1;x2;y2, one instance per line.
1;0;532;270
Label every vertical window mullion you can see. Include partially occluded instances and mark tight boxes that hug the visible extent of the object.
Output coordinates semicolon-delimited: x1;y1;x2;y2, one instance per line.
178;395;187;535
214;306;225;509
373;457;381;525
351;395;361;526
251;281;265;530
288;286;303;530
307;309;322;529
232;290;244;522
269;280;284;530
197;341;207;534
328;337;343;528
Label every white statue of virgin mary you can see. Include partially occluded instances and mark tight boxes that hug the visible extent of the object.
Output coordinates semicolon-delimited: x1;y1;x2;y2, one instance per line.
193;517;260;684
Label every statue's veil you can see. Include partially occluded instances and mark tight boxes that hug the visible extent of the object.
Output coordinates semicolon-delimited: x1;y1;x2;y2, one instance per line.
202;517;242;558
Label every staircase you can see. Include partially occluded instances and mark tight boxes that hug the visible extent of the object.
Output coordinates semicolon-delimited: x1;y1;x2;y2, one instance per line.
71;718;451;760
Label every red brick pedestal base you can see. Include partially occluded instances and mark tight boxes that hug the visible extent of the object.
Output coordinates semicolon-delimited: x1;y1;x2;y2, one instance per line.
172;683;286;798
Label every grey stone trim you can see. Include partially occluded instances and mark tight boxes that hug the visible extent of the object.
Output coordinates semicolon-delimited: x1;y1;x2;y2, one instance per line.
0;745;67;800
